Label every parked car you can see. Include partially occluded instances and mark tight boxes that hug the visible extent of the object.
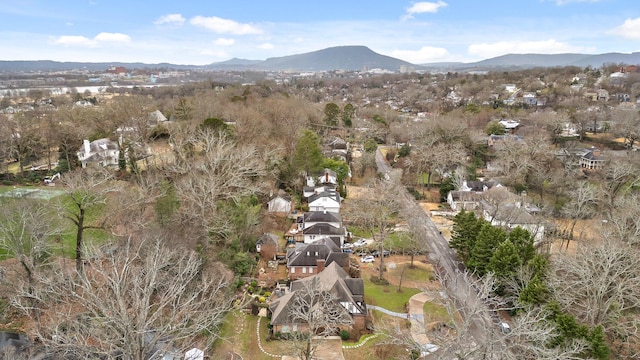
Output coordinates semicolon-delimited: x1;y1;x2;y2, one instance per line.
341;243;354;249
372;250;390;257
498;322;511;334
343;248;353;254
361;255;375;263
419;343;440;356
353;239;368;247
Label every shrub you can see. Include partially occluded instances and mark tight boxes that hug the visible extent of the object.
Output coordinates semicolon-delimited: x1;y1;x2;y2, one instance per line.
340;330;350;340
370;275;390;285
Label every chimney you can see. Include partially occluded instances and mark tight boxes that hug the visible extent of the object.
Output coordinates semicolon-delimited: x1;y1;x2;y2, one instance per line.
83;139;90;156
325;170;329;183
316;259;326;272
592;147;601;157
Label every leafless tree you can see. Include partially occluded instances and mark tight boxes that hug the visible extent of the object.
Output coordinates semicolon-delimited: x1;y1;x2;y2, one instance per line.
560;181;599;246
168;128;272;245
611;107;640;149
285;277;353;360
0;198;64;286
547;237;640;355
60;167;120;272
11;237;234;360
344;179;403;280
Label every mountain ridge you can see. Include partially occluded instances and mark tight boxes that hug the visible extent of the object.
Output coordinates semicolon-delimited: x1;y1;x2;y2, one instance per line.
1;46;639;73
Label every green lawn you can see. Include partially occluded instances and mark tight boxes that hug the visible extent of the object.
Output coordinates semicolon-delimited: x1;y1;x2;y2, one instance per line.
0;186;113;259
363;278;421;313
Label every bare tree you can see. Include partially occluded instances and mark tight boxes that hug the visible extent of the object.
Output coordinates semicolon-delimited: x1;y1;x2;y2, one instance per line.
547;238;640;355
61;168;119;272
560;181;599;246
0;198;63;286
285;277;353;360
168;128;271;245
11;237;234;360
344;179;402;280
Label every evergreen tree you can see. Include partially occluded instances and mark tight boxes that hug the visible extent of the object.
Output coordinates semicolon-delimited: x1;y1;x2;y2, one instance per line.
508;226;536;264
588;325;610;360
450;210;483;263
342;103;355;127
518;275;549;306
488;239;521;278
468;223;506;275
293;130;323;175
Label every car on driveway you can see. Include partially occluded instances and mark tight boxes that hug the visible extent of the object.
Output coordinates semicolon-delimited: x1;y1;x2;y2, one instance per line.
372;250;390;257
361;255;375;263
353;239;368;247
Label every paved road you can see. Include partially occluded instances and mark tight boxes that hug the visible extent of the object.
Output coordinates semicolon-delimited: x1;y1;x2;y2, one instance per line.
375;148;494;347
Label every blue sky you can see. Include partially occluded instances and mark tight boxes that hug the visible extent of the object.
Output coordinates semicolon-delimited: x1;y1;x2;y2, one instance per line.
1;0;639;65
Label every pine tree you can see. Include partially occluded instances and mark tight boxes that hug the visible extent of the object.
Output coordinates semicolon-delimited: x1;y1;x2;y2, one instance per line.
488;239;521;278
468;223;506;276
450;210;483;263
588;325;610;360
508;226;536;264
293;130;323;175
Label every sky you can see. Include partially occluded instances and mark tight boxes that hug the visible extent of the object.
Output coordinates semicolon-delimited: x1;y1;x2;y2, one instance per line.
1;0;640;65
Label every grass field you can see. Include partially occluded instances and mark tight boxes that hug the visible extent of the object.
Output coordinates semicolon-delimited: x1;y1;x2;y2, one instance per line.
0;185;112;259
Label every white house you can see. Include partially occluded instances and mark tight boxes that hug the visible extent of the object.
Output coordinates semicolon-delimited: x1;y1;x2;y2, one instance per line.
267;192;292;215
302;223;346;246
77;138;119;168
308;190;341;214
296;211;342;230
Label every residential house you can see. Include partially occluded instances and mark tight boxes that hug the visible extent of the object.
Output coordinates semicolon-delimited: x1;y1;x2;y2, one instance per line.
317;168;339;187
523;93;537;106
296;211;342;231
480;187;545;242
269;262;367;335
286;238;349;280
77;138;119;168
308;190;341;213
267;192;292;215
488;134;523;147
303;223;346;247
499;119;520;133
579;147;606;169
256;233;279;261
447;191;482;211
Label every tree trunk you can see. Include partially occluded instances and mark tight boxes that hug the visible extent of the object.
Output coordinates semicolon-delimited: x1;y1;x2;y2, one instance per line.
76;208;85;273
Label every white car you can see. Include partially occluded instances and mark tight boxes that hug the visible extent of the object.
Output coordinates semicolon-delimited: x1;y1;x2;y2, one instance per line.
360;255;375;263
353;239;368;247
420;343;440;356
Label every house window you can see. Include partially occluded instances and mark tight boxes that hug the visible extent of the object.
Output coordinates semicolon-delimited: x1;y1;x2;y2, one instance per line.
291;267;295;274
309;267;313;273
302;267;306;274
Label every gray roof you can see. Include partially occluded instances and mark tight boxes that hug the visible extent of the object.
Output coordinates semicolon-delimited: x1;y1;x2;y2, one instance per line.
303;223;345;236
286;238;347;267
270;262;365;326
257;233;279;246
308;190;341;204
303;211;342;224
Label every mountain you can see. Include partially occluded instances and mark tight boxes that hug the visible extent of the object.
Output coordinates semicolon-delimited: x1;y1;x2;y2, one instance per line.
1;46;640;73
421;52;640;70
206;46;416;72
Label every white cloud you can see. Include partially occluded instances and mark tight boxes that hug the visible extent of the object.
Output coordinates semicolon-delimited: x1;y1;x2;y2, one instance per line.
52;32;130;47
468;39;592;58
405;1;447;18
391;46;450;63
190;16;262;35
258;43;274;50
53;35;94;47
607;17;640;40
94;32;130;43
154;13;185;26
213;38;235;46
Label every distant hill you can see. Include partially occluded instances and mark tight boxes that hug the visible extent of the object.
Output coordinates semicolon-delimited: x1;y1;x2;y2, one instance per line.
206;46;417;72
1;46;640;73
421;52;640;71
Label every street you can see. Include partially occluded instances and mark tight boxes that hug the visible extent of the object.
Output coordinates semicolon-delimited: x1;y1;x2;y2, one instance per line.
375;148;495;348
